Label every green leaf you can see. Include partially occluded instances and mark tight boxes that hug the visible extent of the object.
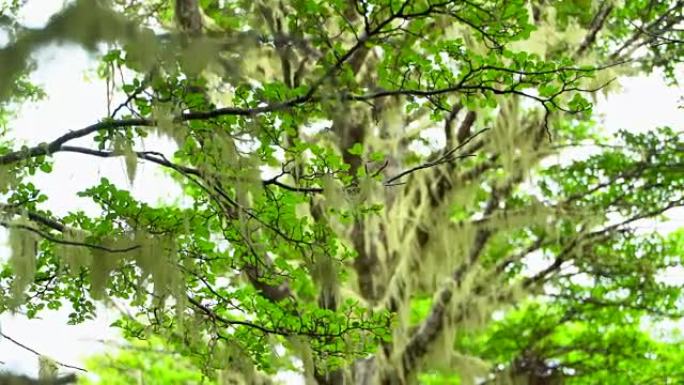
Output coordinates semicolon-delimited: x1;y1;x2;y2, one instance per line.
347;142;364;156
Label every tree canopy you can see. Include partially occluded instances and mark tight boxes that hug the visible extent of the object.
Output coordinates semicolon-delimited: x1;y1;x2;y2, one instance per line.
0;0;683;384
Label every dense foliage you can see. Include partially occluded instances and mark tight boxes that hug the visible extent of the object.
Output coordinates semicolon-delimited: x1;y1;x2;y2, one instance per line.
80;338;217;385
0;0;683;384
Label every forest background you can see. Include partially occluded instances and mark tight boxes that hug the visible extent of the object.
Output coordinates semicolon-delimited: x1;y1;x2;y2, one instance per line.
0;0;683;384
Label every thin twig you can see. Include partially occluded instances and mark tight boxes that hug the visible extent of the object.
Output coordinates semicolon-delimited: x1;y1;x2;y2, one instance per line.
384;127;488;185
0;331;87;372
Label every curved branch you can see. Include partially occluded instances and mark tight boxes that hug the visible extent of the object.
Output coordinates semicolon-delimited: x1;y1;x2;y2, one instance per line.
0;331;86;372
0;221;140;254
384;127;487;185
0;118;149;166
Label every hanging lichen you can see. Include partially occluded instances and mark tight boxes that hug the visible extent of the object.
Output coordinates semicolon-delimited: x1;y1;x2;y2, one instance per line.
132;230;158;277
8;219;38;306
486;97;527;177
379;162;480;318
150;235;179;299
0;0;148;101
319;175;350;238
361;94;567;380
55;227;92;273
508;7;587;60
112;134;138;184
89;236;127;300
311;253;339;309
179;39;224;77
295;201;312;221
124;148;138;185
38;356;58;380
153;102;185;147
0;0;237;103
234;160;262;209
172;273;187;328
322;175;346;211
447;352;491;385
0;165;18;193
218;370;245;385
288;336;317;385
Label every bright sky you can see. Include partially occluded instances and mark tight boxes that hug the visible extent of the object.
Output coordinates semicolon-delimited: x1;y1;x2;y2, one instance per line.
0;0;683;380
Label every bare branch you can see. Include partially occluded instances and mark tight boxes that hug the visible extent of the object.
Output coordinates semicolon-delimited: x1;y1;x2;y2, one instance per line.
0;221;139;254
0;331;86;372
384;127;487;185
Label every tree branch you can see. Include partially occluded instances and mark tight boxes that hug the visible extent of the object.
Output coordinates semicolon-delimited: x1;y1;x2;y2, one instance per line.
0;220;139;254
0;331;86;372
576;1;614;56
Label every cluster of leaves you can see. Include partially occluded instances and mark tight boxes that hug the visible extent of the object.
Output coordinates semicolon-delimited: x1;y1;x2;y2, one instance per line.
79;338;216;385
457;228;684;384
